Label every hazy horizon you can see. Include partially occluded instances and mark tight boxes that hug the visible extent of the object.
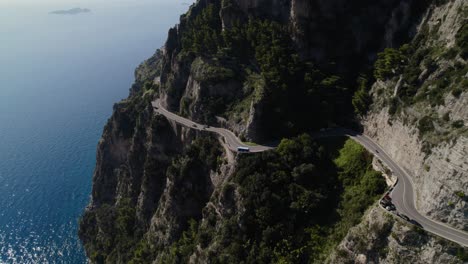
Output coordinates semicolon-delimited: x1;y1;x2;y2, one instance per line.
0;1;193;262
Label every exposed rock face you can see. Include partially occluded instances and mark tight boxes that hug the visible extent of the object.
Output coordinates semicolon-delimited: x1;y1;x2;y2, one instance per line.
329;206;464;263
80;96;229;261
364;109;468;230
79;46;230;261
363;0;468;230
233;0;421;64
180;57;242;122
80;0;467;262
153;0;431;142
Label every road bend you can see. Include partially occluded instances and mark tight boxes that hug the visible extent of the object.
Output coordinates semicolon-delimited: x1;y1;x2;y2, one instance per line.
152;99;273;153
152;99;468;247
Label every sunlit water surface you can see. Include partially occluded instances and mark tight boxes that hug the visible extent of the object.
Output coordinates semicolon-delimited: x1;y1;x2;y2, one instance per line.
0;1;189;262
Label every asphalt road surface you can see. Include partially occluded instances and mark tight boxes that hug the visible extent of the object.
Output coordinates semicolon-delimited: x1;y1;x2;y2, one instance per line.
152;99;468;247
342;129;468;247
152;99;273;153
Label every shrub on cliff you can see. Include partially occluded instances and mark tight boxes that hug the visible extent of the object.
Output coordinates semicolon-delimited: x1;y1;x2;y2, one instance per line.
154;136;386;263
374;48;407;80
352;76;371;116
456;22;468;59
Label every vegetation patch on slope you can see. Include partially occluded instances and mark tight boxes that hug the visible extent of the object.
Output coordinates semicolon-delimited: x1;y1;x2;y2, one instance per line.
171;2;368;139
147;136;386;263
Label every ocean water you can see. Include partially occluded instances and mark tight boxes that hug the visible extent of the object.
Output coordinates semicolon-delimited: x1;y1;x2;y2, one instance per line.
0;1;189;262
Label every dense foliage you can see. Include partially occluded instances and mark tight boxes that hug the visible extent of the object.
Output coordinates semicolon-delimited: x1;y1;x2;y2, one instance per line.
352;76;372;116
153;136;386;263
181;3;222;55
368;14;468;146
79;108;223;264
176;3;359;139
456;20;468;60
82;1;468;263
374;21;468;110
374;48;407;80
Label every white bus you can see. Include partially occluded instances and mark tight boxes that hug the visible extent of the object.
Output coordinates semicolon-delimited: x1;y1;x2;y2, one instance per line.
237;147;250;152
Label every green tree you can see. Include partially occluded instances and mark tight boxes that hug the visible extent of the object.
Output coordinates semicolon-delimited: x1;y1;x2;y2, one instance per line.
352;76;371;115
374;48;406;80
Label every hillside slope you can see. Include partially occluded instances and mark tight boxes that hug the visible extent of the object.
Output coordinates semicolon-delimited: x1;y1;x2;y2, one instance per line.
79;0;467;263
364;0;467;230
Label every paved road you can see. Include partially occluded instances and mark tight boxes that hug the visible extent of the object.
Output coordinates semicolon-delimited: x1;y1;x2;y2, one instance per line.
152;99;274;153
152;100;468;247
341;129;468;247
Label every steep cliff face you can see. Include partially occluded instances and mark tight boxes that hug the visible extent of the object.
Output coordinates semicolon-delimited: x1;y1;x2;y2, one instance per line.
329;206;465;263
363;0;468;230
232;0;423;64
79;55;230;262
154;0;431;143
80;0;467;263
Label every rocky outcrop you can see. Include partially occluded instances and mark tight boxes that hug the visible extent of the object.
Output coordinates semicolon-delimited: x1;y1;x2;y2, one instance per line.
233;0;423;64
364;108;468;230
179;57;242;122
79;49;232;262
151;0;433;143
329;206;465;263
363;0;468;230
80;94;230;262
80;0;467;262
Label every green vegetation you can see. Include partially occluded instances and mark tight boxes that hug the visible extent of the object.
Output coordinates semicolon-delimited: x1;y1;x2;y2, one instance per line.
352;76;372;115
455;191;465;199
372;22;467;142
83;2;468;263
375;20;468;115
176;3;355;139
455;22;468;59
452;87;463;98
79;199;142;264
451;120;464;129
424;165;431;172
149;136;386;263
191;58;236;85
457;247;468;262
159;219;200;264
181;3;222;55
80;125;222;263
374;48;407;80
418;116;435;137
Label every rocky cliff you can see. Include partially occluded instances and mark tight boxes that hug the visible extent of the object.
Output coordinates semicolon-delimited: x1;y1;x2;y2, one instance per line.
363;0;468;230
80;0;467;263
329;206;465;263
155;0;432;142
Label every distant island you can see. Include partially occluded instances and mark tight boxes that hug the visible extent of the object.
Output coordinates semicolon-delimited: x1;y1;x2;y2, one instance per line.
49;8;91;15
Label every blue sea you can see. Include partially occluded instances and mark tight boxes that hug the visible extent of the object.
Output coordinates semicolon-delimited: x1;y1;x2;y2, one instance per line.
0;1;189;262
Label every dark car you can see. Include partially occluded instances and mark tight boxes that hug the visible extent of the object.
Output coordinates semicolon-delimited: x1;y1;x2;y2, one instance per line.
380;200;391;207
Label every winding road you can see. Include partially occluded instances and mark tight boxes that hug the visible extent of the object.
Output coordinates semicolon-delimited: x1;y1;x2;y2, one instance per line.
344;130;468;247
152;99;274;152
152;99;468;247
